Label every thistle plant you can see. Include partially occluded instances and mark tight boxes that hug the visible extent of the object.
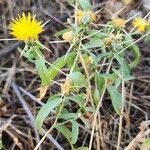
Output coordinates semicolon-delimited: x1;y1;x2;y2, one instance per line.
8;0;150;149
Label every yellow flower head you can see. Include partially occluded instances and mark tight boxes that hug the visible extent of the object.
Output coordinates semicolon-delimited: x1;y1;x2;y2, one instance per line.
62;31;74;43
77;10;96;24
112;18;126;28
10;12;43;41
132;17;148;32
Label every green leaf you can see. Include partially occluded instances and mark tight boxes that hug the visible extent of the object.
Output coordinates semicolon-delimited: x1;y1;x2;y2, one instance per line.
82;14;91;24
99;73;116;80
112;68;134;81
71;121;79;144
0;140;3;150
55;124;74;149
94;73;105;106
129;44;141;68
55;124;71;141
144;27;150;42
71;24;82;33
85;29;108;39
124;35;141;68
60;113;78;120
96;52;113;63
95;73;105;90
67;55;79;72
85;106;96;113
115;55;130;76
47;52;75;86
18;46;38;63
69;72;87;87
36;97;62;131
35;58;50;85
79;116;90;128
112;68;121;78
114;79;121;88
122;75;135;81
66;94;85;107
79;0;92;11
107;85;123;115
84;38;103;49
93;88;100;106
142;138;150;148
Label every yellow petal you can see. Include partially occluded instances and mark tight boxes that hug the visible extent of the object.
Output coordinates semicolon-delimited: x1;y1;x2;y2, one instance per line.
10;12;43;41
133;17;148;32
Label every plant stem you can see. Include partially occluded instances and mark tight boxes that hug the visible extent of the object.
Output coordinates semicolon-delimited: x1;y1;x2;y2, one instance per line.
116;80;125;150
115;30;150;56
89;58;113;150
96;116;101;150
79;51;94;106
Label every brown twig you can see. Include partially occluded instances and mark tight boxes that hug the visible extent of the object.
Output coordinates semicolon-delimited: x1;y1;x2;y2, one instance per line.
11;82;42;150
0;42;23;58
12;82;64;150
18;86;44;106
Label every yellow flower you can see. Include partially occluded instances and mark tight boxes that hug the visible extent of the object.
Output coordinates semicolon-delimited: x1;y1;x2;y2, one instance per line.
113;18;126;28
10;12;43;41
132;17;148;32
77;10;85;23
62;31;74;42
77;10;96;24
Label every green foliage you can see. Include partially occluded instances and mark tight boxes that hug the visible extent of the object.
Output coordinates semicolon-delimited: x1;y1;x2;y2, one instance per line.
84;37;104;49
79;0;92;11
0;140;3;150
60;113;78;120
107;85;123;115
115;55;130;76
71;121;79;144
69;72;87;87
124;35;141;68
142;138;150;148
36;96;62;131
47;52;76;86
15;0;147;149
55;124;74;149
66;94;85;107
35;58;50;85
